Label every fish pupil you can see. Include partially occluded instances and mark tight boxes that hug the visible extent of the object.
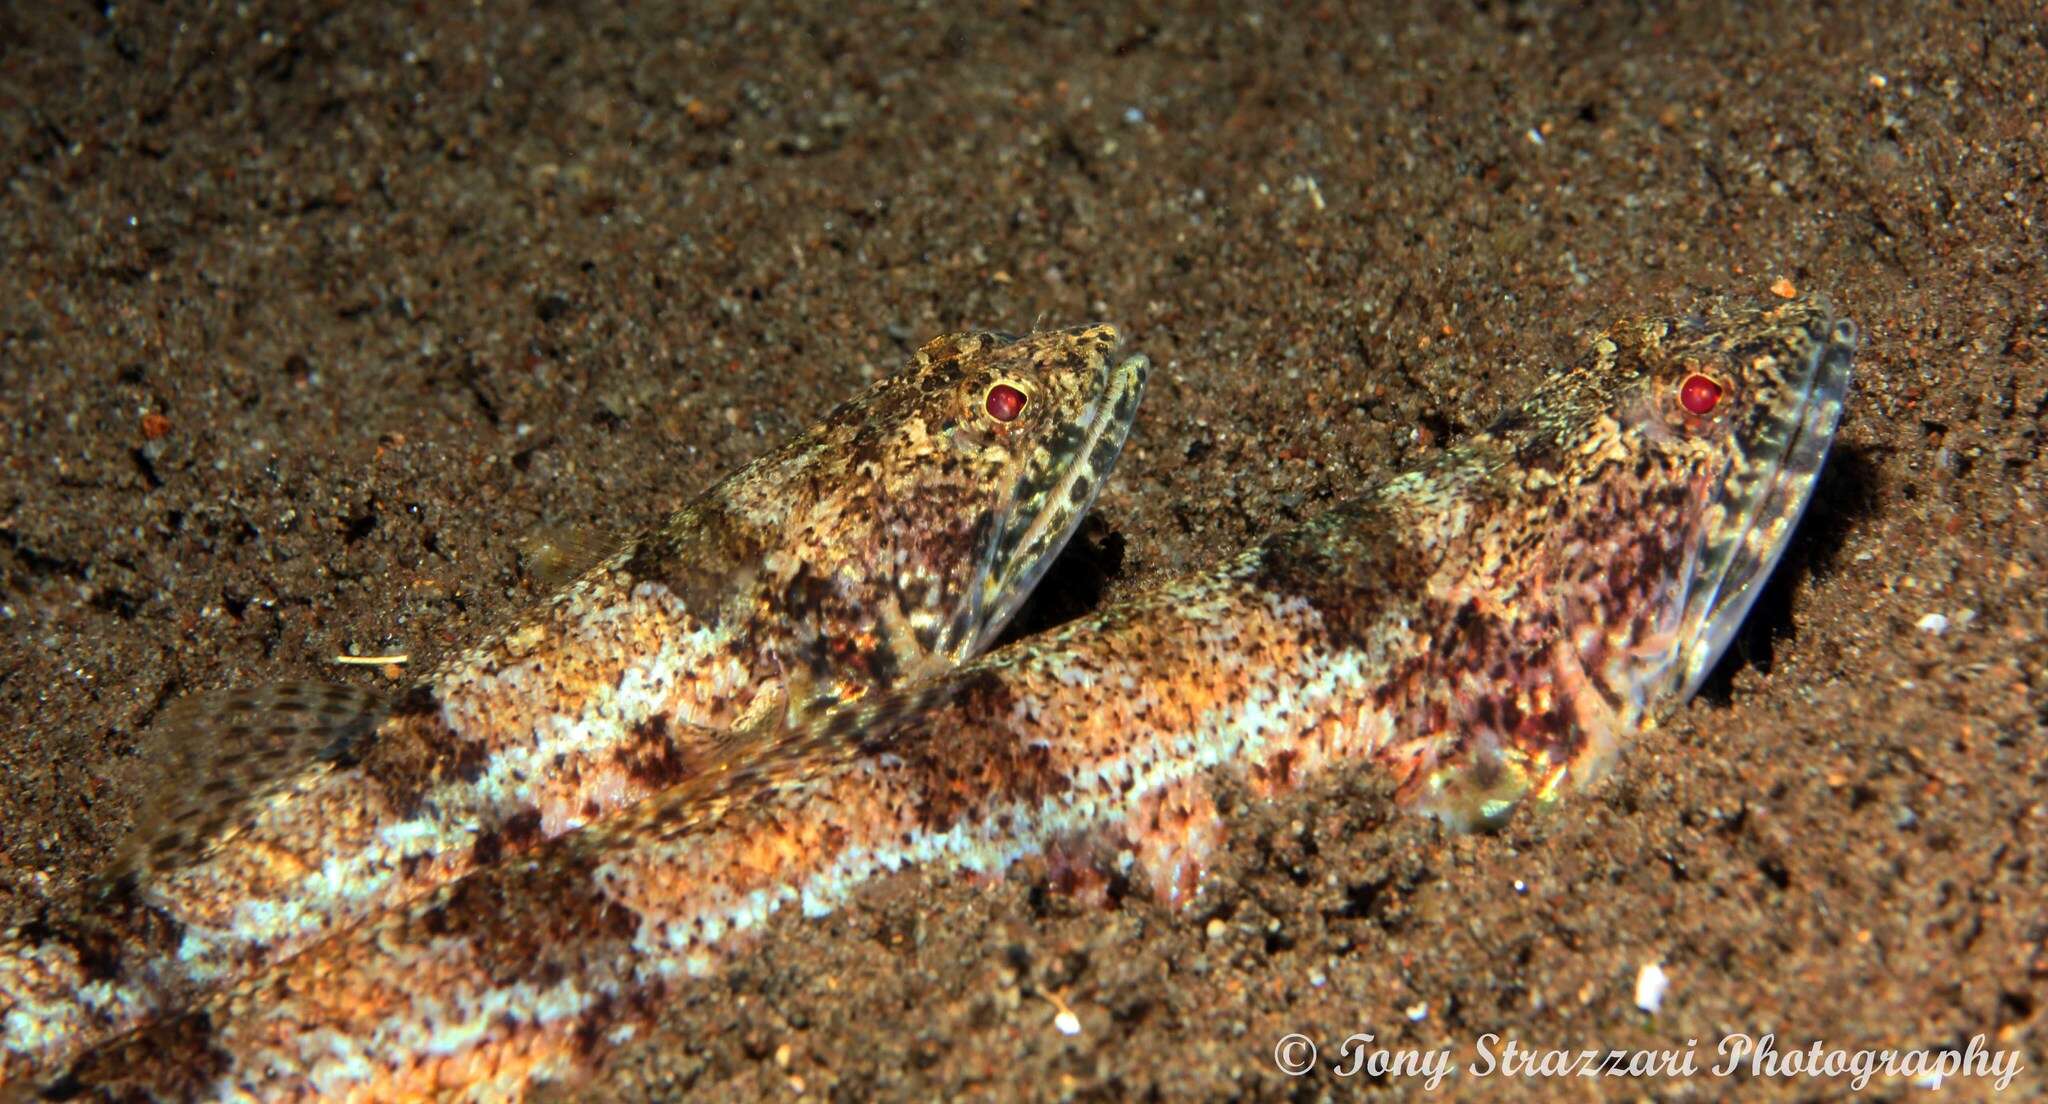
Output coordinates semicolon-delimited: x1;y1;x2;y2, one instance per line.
986;384;1027;422
1679;374;1723;416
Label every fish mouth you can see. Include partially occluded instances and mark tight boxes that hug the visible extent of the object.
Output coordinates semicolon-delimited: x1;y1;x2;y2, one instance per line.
969;340;1150;655
1660;305;1858;706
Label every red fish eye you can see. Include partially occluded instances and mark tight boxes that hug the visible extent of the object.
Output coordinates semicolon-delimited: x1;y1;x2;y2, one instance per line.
1679;373;1723;416
985;383;1027;422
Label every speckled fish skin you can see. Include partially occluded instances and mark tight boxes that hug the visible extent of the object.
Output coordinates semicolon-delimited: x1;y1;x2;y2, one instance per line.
0;326;1149;1087
46;297;1854;1102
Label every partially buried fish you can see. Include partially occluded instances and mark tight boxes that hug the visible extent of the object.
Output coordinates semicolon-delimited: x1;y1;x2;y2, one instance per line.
0;325;1150;1085
46;295;1854;1102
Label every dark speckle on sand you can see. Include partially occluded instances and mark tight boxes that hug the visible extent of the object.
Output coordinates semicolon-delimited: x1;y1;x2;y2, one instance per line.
3;2;2043;1099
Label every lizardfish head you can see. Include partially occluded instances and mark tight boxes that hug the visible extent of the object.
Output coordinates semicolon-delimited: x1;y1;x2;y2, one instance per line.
1502;294;1855;736
942;323;1155;659
1600;296;1855;711
912;324;1150;659
757;323;1148;689
1403;296;1854;827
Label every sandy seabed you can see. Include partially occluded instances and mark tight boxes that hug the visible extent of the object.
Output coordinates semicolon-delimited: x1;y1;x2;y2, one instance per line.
2;2;2042;1100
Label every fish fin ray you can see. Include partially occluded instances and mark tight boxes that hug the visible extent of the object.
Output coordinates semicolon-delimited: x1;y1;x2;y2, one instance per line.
113;680;388;878
517;525;623;590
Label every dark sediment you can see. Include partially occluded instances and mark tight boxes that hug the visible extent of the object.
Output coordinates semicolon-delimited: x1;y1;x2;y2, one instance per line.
2;2;2041;1099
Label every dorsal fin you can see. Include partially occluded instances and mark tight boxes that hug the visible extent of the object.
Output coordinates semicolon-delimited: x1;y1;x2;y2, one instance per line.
516;524;622;591
111;681;388;879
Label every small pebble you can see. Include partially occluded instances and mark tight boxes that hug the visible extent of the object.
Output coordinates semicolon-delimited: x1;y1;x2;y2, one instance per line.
1634;962;1669;1013
1915;612;1949;635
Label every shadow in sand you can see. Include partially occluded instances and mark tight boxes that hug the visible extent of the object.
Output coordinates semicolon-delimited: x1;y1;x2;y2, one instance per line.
990;514;1127;651
1695;441;1882;705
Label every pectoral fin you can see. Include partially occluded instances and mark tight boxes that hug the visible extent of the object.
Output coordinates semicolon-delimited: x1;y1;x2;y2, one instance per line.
517;525;623;591
113;681;387;879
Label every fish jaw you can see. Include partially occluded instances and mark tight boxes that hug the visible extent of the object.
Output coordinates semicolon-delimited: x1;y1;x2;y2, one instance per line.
968;343;1149;656
1661;305;1857;704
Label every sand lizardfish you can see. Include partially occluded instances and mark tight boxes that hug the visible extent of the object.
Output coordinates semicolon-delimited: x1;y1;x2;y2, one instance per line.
0;326;1149;1085
44;297;1853;1102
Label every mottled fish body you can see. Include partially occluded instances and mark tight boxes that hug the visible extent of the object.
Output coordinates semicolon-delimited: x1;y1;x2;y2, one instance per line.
0;327;1149;1084
50;297;1853;1102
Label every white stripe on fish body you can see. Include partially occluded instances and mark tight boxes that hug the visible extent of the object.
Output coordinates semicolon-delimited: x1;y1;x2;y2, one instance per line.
139;609;736;973
595;616;1382;998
